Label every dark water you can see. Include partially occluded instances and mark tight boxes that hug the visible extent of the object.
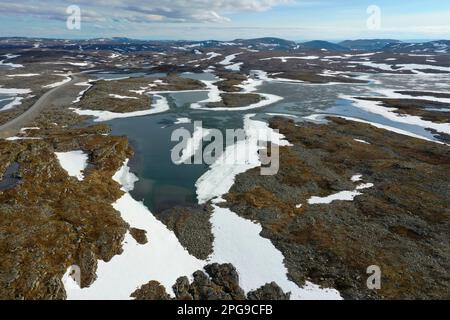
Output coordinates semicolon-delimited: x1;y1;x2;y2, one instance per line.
0;96;14;110
0;162;21;191
104;72;447;213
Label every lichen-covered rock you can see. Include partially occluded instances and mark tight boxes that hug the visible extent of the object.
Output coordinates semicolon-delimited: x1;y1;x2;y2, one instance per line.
130;281;171;300
204;263;245;299
0;126;133;299
132;264;290;301
222;117;450;300
129;228;148;245
247;282;291;300
157;205;213;260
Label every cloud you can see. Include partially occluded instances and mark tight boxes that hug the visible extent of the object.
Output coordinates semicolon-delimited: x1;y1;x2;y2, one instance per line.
0;0;294;24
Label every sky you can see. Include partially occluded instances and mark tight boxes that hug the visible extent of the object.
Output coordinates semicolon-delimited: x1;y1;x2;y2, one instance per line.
0;0;449;41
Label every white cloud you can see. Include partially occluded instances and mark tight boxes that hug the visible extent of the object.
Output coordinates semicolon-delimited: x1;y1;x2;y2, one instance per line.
0;0;294;23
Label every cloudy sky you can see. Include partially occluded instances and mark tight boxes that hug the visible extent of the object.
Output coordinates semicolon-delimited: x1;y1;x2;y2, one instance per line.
0;0;449;40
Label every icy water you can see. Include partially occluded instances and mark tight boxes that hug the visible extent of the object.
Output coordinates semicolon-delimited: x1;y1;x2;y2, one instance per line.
0;96;14;110
104;71;450;213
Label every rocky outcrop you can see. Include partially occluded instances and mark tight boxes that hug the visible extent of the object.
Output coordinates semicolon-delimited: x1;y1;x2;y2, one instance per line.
0;126;133;299
131;263;291;300
129;228;148;245
222;117;450;300
215;72;248;92
207;93;263;108
247;282;290;300
131;281;171;300
157;205;214;260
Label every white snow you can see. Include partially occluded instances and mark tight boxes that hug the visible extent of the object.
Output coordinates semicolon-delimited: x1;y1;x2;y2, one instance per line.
308;183;374;205
44;73;72;88
266;113;299;119
20;127;40;133
196;114;291;205
174;117;191;124
0;96;25;111
374;88;450;104
72;82;94;104
190;74;283;111
396;63;450;74
109;94;139;100
66;62;90;67
0;54;23;68
260;56;319;62
55;150;89;181
351;174;363;182
219;53;243;65
0;87;32;95
349;61;395;72
350;60;450;74
195;114;341;300
7;73;39;77
72;94;170;122
0;86;32;111
5;136;41;141
206;52;222;60
225;62;243;71
354;139;371;145
341;94;450;135
190;79;223;109
196;138;261;205
64;160;205;300
208;204;341;300
112;160;139;192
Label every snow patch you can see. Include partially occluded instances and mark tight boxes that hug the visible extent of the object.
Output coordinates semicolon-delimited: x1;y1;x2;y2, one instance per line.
109;94;139;100
55;150;88;181
308;183;374;205
44;73;72;88
174;117;191;124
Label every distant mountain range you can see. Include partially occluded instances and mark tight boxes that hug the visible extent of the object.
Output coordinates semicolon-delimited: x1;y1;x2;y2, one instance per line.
0;37;449;54
338;39;402;50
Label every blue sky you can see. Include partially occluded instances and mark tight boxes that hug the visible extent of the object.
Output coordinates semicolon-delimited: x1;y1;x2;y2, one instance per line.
0;0;449;41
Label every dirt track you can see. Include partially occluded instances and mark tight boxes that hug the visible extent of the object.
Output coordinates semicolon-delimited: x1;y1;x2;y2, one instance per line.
0;74;82;138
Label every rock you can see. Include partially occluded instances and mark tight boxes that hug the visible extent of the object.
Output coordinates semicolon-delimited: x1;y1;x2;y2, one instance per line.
173;276;194;300
77;244;98;288
132;264;290;301
129;228;148;245
158;205;214;260
207;93;263;108
0;127;132;299
204;263;245;299
247;282;291;300
222;117;450;300
172;264;244;300
131;281;171;300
